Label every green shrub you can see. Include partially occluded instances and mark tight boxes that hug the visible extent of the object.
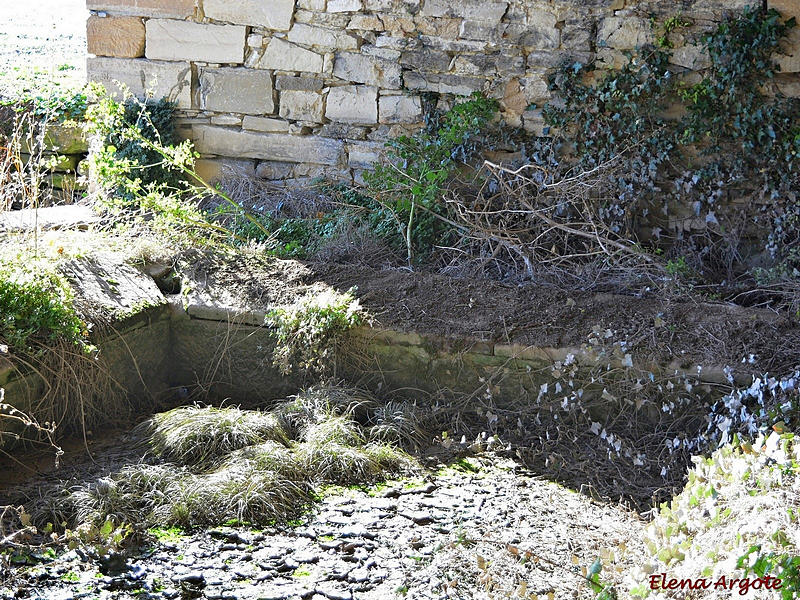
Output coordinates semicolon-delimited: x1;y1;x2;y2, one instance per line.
366;92;499;264
103;97;183;192
0;266;86;353
267;288;364;377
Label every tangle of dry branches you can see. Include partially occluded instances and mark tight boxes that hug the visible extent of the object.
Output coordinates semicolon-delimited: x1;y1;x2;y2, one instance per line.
443;156;660;284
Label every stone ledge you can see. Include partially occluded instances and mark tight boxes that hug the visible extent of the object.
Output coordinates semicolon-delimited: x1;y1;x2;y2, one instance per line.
186;301;268;327
87;0;197;18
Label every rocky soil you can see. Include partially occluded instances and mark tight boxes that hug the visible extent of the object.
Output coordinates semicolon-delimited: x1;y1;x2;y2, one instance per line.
1;456;644;600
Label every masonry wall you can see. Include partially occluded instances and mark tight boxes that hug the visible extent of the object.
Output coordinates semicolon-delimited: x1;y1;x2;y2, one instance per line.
85;0;800;185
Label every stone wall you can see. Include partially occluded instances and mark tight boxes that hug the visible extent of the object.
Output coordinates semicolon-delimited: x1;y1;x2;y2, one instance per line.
85;0;800;184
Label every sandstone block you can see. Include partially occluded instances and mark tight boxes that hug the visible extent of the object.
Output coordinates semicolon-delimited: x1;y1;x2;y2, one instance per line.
319;123;367;139
417;35;486;52
256;161;295;179
280;90;324;122
597;17;653;49
21;123;88;155
776;78;800;97
770;0;800;20
333;52;402;88
379;94;422;123
86;0;196;18
295;10;351;27
287;23;358;50
328;0;362;11
669;44;711;70
452;54;497;76
776;27;800;72
521;74;550;103
257;37;324;72
326;85;378;124
421;0;508;22
193;125;344;165
404;72;483;95
497;52;525;75
561;19;593;51
399;48;451;71
348;15;384;31
347;141;383;169
522;109;548;136
501;79;526;120
87;16;146;58
459;20;506;41
204;0;296;30
87;57;192;108
197;67;274;114
380;15;416;36
362;45;401;60
194;158;255;183
275;76;324;91
146;20;246;63
299;0;326;8
248;34;265;48
211;115;243;126
242;116;291;132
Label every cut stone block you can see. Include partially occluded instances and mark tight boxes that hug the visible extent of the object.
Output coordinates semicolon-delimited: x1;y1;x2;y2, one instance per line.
328;0;362;11
597;17;653;50
256;37;324;72
87;16;146;58
287;23;358;50
145;19;246;63
421;0;508;21
86;0;196;18
776;27;800;72
197;67;274;115
204;0;296;31
242;116;291;132
275;76;324;91
403;72;483;95
193;125;344;165
333;52;402;88
279;90;324;122
87;57;192;108
378;95;422;123
326;85;378;125
347;141;383;169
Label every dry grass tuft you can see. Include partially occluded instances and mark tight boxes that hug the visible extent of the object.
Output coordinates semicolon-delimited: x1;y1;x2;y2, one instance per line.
137;405;290;467
51;386;420;529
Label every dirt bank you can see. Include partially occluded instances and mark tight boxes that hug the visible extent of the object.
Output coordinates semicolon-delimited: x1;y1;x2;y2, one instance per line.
184;250;800;378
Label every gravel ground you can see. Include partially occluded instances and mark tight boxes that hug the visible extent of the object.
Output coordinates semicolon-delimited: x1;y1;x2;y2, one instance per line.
1;456;645;600
0;0;87;94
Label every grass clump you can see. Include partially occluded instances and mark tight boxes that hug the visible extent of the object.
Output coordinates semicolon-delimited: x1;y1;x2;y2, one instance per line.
138;405;290;467
60;386;420;531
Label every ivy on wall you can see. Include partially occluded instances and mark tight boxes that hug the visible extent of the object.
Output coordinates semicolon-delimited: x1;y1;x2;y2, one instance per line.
542;6;800;276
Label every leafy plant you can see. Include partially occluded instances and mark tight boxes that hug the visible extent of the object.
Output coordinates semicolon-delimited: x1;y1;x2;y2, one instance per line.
543;6;800;279
737;546;800;600
266;288;364;377
86;87;270;245
105;97;182;191
366;92;499;264
0;264;87;353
